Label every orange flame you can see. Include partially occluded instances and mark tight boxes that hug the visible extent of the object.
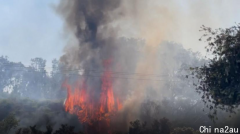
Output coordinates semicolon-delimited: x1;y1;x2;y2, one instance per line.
63;59;122;125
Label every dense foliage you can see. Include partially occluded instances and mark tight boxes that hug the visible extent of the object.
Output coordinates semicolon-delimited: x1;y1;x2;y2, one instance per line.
0;114;19;134
192;24;240;116
0;56;65;100
15;124;84;134
12;118;197;134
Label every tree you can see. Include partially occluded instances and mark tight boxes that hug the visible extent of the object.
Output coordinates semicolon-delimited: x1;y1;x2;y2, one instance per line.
0;56;66;100
50;59;65;99
30;58;46;72
0;56;26;98
28;57;50;99
53;124;83;134
128;118;172;134
192;23;240;114
129;120;148;134
0;114;19;134
150;118;172;134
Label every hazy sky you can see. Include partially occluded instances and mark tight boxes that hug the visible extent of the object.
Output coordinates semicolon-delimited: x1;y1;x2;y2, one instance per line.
0;0;64;68
1;0;240;68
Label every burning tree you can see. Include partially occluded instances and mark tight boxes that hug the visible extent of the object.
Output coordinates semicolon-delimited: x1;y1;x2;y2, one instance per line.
63;60;122;133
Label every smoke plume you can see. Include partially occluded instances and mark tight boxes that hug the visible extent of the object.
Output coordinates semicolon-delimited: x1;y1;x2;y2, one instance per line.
56;0;235;129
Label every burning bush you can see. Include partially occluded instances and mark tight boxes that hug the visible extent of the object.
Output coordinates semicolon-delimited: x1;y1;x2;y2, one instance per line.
63;60;122;122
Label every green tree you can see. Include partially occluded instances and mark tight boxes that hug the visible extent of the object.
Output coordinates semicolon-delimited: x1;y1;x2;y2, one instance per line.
50;59;65;99
150;118;172;134
0;114;19;134
53;124;83;134
28;57;50;99
129;120;148;134
30;58;46;72
192;23;240;114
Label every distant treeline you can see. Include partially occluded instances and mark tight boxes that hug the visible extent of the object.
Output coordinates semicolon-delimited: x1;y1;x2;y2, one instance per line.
0;56;65;100
2;114;201;134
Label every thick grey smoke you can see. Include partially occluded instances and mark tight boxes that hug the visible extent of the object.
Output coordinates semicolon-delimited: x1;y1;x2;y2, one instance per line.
56;0;179;124
57;0;122;70
55;0;191;126
56;0;240;130
57;0;144;122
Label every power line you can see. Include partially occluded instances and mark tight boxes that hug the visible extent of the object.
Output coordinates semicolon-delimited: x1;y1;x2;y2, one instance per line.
68;73;184;82
0;64;190;78
0;67;183;78
0;68;188;82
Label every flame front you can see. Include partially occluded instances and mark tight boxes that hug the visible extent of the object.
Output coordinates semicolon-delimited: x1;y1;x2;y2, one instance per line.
63;59;122;125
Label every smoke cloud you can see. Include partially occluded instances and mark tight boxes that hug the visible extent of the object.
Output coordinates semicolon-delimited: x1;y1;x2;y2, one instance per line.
56;0;237;130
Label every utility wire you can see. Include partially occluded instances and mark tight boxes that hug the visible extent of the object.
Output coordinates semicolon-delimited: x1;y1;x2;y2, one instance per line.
0;67;184;78
0;64;190;78
0;68;189;82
